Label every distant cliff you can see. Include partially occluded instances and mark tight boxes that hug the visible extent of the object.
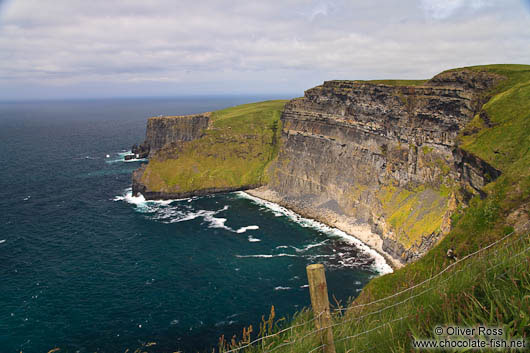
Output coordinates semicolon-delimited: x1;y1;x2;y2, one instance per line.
132;101;286;199
132;113;210;158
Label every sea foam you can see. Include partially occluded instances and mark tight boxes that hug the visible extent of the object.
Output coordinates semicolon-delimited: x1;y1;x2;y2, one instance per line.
115;189;260;235
235;191;393;274
236;225;259;233
274;286;292;291
106;151;148;164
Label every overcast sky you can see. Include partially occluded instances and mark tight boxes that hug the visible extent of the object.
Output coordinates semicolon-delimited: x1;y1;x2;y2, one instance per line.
1;0;529;100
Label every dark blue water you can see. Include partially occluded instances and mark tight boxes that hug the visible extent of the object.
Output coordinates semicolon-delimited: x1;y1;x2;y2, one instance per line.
0;97;390;353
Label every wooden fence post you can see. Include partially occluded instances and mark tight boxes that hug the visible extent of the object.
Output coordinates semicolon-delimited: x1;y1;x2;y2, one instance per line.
306;264;336;353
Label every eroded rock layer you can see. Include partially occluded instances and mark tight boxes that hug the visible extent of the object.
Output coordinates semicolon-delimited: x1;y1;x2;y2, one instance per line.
252;70;502;265
134;113;210;157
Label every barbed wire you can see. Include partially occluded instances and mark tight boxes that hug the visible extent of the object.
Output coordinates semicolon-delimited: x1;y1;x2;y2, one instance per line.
332;228;529;326
343;241;530;353
222;222;529;353
327;232;530;333
316;238;530;348
265;322;329;353
335;220;530;312
334;314;413;344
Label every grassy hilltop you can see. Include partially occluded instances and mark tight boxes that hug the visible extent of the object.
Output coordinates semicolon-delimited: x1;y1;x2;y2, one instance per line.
138;100;287;195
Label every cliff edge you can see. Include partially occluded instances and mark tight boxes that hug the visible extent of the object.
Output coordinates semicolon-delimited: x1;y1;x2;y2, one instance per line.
132;100;286;199
249;69;503;265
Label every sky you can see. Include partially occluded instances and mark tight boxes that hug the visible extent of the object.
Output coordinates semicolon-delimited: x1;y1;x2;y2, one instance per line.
0;0;529;100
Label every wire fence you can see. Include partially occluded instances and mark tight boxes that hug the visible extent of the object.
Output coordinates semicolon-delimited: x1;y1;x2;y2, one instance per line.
218;220;529;353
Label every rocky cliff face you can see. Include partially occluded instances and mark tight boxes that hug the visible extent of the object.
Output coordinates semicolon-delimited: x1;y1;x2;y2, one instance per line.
131;101;287;201
249;70;503;265
133;113;210;157
131;113;211;197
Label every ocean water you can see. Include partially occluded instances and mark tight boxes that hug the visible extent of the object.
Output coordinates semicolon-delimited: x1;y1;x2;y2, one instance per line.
0;97;391;353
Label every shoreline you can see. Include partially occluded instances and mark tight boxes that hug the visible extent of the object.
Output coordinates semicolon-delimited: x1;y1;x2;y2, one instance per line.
129;180;401;271
241;188;401;271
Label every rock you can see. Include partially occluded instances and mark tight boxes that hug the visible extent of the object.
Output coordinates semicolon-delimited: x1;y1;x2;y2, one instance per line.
260;69;502;264
132;143;149;159
131;113;210;159
142;113;210;157
446;248;458;261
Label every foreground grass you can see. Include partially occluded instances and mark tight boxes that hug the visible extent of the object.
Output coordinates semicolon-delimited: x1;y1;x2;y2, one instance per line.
141;100;287;194
226;233;529;353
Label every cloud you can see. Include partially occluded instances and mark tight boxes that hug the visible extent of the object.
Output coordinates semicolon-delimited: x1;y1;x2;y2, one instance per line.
0;0;529;100
419;0;491;19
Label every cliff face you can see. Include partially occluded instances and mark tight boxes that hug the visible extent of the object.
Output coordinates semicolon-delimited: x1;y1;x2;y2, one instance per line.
133;113;210;157
132;101;287;200
249;70;502;265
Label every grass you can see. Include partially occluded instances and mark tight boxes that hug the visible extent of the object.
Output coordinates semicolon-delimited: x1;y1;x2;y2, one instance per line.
140;100;287;194
221;232;529;353
360;79;428;86
217;64;530;352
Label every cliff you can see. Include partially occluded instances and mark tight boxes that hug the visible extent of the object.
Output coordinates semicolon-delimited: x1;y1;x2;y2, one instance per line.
248;69;503;265
132;100;286;199
132;113;210;158
131;67;521;266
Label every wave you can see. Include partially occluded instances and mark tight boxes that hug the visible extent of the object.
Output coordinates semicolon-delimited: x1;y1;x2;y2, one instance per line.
236;225;259;233
235;253;299;258
0;240;5;244
114;189;261;235
113;188;176;208
114;188;391;273
215;320;236;327
235;191;393;274
288;239;329;253
274;286;292;291
106;150;148;164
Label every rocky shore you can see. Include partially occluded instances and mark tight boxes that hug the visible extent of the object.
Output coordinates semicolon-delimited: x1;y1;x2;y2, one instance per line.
245;187;403;269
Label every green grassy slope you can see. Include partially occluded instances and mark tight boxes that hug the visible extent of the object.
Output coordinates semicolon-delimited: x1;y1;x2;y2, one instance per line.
140;100;287;194
226;235;529;353
360;79;428;86
218;65;530;352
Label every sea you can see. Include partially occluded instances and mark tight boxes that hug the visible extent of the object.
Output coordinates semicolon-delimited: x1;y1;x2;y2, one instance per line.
0;97;392;353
